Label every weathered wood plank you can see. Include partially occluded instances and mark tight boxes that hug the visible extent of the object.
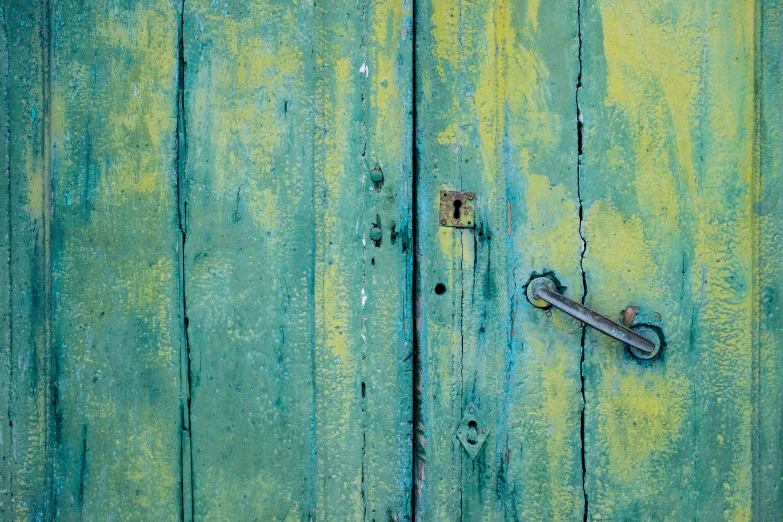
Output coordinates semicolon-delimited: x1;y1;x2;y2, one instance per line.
49;0;183;517
757;0;783;518
314;0;413;518
184;0;412;518
1;1;53;518
415;0;583;519
0;5;9;510
183;1;318;519
581;0;756;519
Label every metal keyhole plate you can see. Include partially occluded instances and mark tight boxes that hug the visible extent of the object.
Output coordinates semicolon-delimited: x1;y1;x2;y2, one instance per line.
439;190;475;228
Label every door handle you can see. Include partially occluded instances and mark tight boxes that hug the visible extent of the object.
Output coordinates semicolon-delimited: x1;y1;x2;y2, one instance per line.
526;277;659;356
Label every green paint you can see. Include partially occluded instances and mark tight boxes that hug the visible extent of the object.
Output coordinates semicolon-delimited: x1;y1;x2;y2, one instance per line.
414;0;583;519
182;2;317;519
2;0;781;520
313;0;413;517
581;0;757;520
1;1;53;518
49;0;183;518
757;0;783;518
183;0;412;519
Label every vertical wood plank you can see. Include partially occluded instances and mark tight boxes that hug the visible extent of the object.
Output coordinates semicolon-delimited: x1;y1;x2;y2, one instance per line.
184;0;412;518
1;0;53;518
354;0;414;517
757;0;783;518
0;6;9;509
581;0;756;519
415;0;583;519
314;0;413;518
50;0;183;517
183;1;318;519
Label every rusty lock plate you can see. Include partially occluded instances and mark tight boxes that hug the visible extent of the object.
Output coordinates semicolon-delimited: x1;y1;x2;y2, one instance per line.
439;190;475;228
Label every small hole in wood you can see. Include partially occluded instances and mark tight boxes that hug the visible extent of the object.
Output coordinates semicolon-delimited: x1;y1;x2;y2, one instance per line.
467;420;479;444
435;283;447;295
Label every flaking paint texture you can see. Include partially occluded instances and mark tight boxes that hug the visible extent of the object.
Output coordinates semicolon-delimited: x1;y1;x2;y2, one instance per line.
2;0;781;520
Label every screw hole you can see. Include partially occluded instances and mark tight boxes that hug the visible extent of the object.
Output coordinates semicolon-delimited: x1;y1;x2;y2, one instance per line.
434;283;447;295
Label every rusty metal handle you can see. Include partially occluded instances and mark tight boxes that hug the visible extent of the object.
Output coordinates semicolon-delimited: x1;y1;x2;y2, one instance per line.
526;277;657;354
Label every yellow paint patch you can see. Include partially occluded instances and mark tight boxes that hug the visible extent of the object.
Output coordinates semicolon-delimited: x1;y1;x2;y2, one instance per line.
48;2;183;518
97;7;177;204
587;0;756;517
527;0;541;31
437;121;457;145
430;1;460;78
521;174;580;269
189;13;304;235
371;24;403;170
599;2;705;230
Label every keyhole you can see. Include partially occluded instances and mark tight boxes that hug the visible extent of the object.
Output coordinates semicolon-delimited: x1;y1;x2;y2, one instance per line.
466;420;479;445
453;199;462;219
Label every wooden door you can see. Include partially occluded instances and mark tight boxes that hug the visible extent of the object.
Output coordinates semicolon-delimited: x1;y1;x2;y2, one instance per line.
2;0;783;521
2;0;413;519
414;0;783;521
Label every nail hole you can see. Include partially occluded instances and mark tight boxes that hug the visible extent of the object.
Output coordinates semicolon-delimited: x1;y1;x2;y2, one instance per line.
467;420;479;444
434;283;447;295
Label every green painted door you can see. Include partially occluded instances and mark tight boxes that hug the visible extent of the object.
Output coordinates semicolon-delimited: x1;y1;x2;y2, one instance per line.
2;0;782;521
414;0;783;520
2;0;413;519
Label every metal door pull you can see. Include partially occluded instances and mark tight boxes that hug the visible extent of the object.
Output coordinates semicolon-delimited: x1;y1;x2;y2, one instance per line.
526;277;657;354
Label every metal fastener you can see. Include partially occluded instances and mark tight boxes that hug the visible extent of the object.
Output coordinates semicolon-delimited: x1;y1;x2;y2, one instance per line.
369;226;382;242
370;167;384;184
456;403;489;459
439;190;476;228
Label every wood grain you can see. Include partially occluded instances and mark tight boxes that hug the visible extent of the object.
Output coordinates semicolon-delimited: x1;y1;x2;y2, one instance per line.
581;0;757;519
414;0;584;519
314;0;413;519
757;0;783;518
2;1;782;519
49;0;183;518
1;1;53;518
183;0;412;518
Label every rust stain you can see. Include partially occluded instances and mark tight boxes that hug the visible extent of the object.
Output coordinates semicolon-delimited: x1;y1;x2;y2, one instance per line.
620;306;638;326
438;190;475;228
